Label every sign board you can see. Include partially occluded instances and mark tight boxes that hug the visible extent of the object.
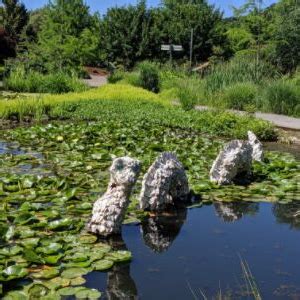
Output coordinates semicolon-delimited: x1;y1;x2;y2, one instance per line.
161;45;171;51
172;45;183;51
161;44;183;52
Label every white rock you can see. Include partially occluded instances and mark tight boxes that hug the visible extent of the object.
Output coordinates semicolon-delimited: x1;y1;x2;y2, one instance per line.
87;157;141;236
248;131;264;162
210;140;253;185
139;152;190;211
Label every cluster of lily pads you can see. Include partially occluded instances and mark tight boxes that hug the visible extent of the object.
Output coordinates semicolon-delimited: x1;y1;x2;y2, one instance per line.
0;121;299;298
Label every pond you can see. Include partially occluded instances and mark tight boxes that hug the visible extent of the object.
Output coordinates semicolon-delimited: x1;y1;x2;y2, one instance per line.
85;201;300;299
0;122;299;299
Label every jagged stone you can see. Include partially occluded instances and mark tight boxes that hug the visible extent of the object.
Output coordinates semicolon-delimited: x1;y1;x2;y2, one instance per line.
248;131;264;162
87;157;141;236
210;140;253;185
139;152;190;211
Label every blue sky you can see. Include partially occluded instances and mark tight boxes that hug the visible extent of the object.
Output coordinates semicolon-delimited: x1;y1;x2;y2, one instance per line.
23;0;277;16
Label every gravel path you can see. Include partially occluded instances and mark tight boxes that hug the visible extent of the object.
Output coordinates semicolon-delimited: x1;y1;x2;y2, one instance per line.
83;75;108;88
195;105;300;130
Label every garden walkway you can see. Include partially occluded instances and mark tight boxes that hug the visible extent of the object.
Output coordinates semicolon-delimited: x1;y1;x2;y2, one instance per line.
195;105;300;130
83;74;107;88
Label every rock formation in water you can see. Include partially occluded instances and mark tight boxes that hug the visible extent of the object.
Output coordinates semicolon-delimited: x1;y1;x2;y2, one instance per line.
141;209;187;253
87;157;141;236
248;131;264;162
210;140;253;185
139;152;190;211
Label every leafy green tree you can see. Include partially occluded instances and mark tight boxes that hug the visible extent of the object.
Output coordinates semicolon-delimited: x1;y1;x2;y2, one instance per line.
26;0;102;72
161;0;225;63
102;0;149;68
0;0;28;42
271;0;300;71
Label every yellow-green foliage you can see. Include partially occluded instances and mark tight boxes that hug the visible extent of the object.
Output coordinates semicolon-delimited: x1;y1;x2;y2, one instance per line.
0;84;169;120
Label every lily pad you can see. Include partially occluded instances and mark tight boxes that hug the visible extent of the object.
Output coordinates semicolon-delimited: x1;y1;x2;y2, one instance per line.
75;288;102;300
70;276;86;286
105;250;132;262
61;267;89;279
1;265;28;281
31;267;60;279
3;291;27;300
92;259;114;271
79;234;98;244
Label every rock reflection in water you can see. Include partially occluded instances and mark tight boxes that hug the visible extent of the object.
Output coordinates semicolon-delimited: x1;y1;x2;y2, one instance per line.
104;236;138;300
214;201;259;222
141;209;187;253
273;202;300;229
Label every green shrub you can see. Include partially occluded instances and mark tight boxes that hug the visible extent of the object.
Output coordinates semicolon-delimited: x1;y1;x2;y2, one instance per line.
222;82;258;110
107;70;125;84
138;61;160;93
260;81;300;116
4;66;87;94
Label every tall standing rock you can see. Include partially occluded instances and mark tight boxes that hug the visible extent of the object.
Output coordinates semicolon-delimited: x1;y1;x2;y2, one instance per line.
139;152;190;211
210;140;253;185
248;131;264;162
87;157;141;236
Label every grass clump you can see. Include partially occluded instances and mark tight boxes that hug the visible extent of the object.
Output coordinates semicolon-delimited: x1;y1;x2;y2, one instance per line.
205;57;279;94
260;81;300;116
177;79;204;110
222;82;258;111
4;66;87;94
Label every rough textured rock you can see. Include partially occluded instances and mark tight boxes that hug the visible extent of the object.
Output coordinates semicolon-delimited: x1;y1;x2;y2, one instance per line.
87;157;141;236
248;131;264;162
141;209;187;253
139;152;190;211
210;140;253;185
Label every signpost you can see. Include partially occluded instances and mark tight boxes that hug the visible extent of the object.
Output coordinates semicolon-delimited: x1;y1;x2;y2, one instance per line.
161;44;183;64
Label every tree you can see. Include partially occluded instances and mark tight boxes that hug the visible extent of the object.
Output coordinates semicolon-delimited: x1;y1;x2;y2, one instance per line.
26;0;102;72
162;0;225;63
0;0;28;41
271;0;300;72
0;27;16;62
0;0;28;60
102;1;150;68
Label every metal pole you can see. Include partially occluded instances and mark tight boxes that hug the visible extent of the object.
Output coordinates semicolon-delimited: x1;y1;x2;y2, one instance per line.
190;28;194;69
170;45;173;65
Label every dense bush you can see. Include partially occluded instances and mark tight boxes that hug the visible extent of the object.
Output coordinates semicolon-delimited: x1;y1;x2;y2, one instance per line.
107;70;125;84
4;66;87;94
222;82;258;111
260;81;300;116
138;62;160;93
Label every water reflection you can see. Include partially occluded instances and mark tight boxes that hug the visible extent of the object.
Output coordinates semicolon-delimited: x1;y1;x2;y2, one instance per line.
104;236;138;300
0;141;23;155
214;201;259;222
273;202;300;229
140;209;187;253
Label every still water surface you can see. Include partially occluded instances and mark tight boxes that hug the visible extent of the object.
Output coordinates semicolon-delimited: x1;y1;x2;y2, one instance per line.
85;202;300;299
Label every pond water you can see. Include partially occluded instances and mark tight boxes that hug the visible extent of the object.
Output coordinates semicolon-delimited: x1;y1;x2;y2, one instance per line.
0;127;300;299
85;202;300;299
